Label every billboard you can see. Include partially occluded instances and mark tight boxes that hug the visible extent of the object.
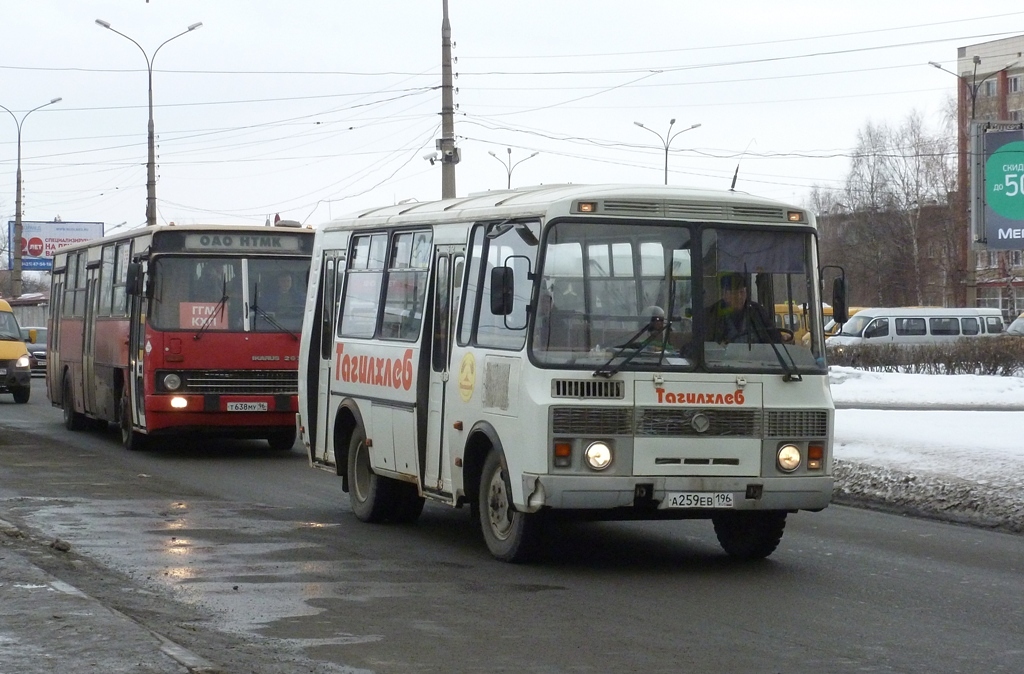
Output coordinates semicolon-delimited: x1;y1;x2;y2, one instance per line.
972;122;1024;250
6;220;105;271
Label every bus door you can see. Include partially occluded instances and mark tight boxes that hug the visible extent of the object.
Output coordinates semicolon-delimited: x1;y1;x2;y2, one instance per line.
82;262;101;414
47;273;65;402
313;251;344;464
423;246;464;495
126;260;148;430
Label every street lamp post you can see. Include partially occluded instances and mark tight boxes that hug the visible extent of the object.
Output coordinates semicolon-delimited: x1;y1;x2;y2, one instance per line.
1;97;62;297
488;147;539;189
929;57;1019;120
634;119;701;185
96;19;202;227
929;57;1019;306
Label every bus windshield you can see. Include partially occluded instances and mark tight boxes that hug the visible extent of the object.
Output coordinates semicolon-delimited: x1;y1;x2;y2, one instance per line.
531;221;825;374
150;256;310;333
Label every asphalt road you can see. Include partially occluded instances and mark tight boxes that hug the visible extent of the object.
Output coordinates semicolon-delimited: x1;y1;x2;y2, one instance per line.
2;377;1023;673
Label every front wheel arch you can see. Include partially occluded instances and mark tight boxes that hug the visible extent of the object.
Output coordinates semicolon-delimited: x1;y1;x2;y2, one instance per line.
460;421;504;508
332;400;363;486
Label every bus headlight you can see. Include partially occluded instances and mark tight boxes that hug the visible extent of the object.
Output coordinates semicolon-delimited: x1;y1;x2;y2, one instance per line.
170;397;188;409
15;355;30;369
162;373;183;391
584;441;613;471
777;444;802;472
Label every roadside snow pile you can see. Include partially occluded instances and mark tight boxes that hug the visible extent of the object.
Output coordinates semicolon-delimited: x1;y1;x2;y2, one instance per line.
829;366;1024;408
833;460;1024;533
828;367;1024;533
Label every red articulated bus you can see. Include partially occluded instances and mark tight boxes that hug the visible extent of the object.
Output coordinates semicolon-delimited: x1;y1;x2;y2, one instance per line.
47;222;315;451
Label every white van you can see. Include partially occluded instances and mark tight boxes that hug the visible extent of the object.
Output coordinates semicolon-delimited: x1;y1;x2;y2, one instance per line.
826;307;1005;347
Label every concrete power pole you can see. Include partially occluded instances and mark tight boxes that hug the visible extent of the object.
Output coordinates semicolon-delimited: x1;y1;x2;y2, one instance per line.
439;0;459;198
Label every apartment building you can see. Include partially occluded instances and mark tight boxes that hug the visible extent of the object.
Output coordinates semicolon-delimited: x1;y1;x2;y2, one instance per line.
954;35;1024;320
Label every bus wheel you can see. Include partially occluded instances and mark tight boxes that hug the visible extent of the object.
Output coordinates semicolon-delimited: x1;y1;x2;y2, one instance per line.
267;428;296;451
62;376;87;431
478;450;541;563
120;392;148;452
346;425;396;523
390;482;425;524
12;387;30;404
712;511;787;560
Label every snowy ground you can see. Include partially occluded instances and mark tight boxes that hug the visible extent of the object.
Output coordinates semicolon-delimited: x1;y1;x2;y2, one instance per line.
829;366;1024;532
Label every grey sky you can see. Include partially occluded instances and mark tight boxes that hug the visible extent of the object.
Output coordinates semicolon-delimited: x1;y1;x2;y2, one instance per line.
2;1;1022;234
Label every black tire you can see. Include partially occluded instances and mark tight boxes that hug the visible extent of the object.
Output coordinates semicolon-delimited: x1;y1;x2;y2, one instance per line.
390;481;425;524
346;426;397;523
478;450;542;563
120;392;149;452
62;376;87;431
712;511;787;560
267;428;297;451
12;387;30;404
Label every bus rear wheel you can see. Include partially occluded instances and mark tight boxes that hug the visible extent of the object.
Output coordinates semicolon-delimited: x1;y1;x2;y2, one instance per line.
62;376;86;431
390;482;425;524
711;511;787;560
347;426;397;523
478;450;541;563
120;392;148;452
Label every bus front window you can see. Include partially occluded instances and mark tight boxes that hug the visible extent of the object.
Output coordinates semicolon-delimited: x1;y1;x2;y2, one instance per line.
532;221;695;369
531;222;826;375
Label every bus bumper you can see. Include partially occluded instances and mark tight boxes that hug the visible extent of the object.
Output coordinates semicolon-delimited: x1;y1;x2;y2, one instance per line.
519;474;833;514
142;394;297;434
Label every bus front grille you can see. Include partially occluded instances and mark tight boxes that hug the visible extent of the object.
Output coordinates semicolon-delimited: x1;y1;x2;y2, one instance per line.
636;408;762;437
552;379;624;399
180;370;298;395
552;406;828;439
552;407;633;435
765;410;828;437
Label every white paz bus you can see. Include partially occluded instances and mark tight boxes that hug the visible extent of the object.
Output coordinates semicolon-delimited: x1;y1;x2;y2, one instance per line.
297;184;848;562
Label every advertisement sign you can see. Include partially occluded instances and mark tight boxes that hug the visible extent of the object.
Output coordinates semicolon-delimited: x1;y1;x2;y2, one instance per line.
982;128;1024;249
6;221;105;270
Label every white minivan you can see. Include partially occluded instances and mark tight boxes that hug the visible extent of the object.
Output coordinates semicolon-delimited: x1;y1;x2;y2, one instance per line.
826;307;1005;347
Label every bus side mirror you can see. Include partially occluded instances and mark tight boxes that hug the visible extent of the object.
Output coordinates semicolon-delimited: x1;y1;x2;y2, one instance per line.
126;262;142;297
489;267;515;316
832;277;848;324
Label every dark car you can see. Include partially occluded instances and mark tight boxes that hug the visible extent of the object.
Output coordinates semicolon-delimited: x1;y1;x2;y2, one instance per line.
20;326;47;376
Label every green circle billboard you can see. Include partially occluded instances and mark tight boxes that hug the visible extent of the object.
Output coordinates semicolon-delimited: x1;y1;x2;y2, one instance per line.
986;139;1024;221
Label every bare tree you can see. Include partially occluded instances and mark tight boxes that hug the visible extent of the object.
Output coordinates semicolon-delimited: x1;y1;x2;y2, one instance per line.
813;112;956;307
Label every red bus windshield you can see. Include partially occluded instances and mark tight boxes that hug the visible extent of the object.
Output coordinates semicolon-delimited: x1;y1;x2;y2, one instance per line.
151;256;309;333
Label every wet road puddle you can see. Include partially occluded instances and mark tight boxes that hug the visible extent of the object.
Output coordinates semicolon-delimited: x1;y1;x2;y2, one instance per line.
12;497;408;647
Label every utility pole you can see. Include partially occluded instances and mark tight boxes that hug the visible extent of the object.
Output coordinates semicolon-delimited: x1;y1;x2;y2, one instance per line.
2;97;62;297
438;0;459;198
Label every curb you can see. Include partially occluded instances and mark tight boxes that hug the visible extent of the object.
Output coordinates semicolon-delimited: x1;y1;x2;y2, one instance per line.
0;516;223;674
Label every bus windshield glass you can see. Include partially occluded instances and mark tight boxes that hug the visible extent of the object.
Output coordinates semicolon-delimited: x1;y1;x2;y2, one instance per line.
150;256;310;333
531;221;825;375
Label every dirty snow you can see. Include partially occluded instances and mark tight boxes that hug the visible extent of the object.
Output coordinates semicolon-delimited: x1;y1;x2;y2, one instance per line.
830;366;1024;532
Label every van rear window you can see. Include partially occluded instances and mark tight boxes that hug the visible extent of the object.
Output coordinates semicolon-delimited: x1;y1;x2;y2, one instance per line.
929;317;960;336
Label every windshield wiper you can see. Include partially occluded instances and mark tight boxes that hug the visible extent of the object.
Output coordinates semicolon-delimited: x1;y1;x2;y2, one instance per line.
193;278;229;341
747;304;802;382
595;322;666;378
250;284;298;341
